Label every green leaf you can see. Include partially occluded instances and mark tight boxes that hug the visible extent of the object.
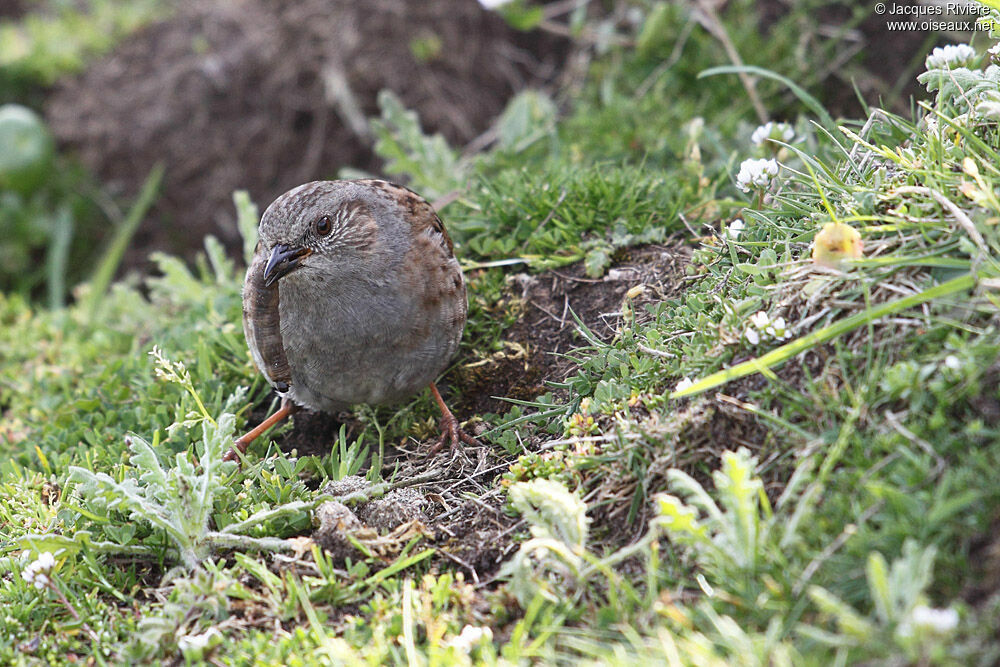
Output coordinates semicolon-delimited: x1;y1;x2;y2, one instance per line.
808;586;875;641
637;2;674;57
584;244;612;278
498;1;544;31
866;552;891;625
496;90;557;152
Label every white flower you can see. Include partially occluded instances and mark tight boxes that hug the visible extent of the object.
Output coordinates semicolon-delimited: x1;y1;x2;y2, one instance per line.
674;377;694;392
447;625;494;653
990;43;1000;57
925;44;977;70
750;311;770;329
178;628;223;659
751;121;796;146
736;158;779;193
727;219;745;239
764;316;792;340
750;123;772;146
944;355;961;370
910;604;959;634
22;551;56;590
746;311;791;344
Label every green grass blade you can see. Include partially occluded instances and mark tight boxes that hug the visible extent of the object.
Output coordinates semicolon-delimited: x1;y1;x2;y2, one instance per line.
84;163;163;320
232;189;259;266
364;548;435;587
45;205;73;309
698;64;836;130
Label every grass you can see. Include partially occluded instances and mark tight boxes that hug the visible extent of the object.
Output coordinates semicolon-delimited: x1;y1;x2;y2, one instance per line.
2;1;1000;664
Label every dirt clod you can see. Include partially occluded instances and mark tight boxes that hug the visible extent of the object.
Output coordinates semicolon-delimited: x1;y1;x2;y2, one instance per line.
312;500;363;562
321;474;371;499
358;488;428;532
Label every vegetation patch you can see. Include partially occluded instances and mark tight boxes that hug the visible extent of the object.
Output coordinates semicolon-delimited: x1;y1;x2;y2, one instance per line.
2;1;1000;664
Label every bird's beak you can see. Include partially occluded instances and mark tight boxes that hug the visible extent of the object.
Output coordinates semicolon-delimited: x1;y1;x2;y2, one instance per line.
263;243;312;286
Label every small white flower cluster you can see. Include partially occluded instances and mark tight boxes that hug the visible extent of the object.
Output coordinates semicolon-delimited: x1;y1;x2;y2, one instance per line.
22;551;55;590
910;604;958;633
149;345;192;386
898;604;960;638
751;121;795;147
736;158;779;193
910;604;959;633
744;311;791;345
925;44;977;70
446;625;494;653
727;219;745;239
674;377;694;392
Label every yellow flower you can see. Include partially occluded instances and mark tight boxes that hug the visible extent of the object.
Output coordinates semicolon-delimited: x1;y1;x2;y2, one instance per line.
812;222;863;268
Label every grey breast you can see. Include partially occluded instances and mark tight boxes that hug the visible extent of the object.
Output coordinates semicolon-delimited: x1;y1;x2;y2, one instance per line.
275;268;438;410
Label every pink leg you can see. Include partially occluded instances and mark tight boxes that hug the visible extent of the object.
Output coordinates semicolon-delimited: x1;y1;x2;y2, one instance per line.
224;398;300;462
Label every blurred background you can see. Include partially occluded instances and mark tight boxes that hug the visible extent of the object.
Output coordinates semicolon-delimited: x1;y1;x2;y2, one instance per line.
0;0;970;307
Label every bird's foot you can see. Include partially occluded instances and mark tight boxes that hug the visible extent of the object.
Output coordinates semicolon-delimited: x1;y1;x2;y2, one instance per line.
428;382;481;454
432;411;482;454
222;435;251;463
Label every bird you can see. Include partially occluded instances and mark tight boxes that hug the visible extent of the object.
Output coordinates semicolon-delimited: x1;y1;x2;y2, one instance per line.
224;179;480;462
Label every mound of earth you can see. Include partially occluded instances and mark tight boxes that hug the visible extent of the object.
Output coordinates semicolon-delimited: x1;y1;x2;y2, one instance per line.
0;0;24;19
45;0;567;271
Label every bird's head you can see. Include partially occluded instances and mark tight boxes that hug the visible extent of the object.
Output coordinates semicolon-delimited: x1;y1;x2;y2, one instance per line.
256;180;387;286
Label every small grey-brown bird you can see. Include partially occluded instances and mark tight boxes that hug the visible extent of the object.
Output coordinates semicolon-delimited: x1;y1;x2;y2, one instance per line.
225;179;479;461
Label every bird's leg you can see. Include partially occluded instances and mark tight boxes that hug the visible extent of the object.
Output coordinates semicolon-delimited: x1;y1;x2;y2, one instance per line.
224;398;300;462
428;382;481;452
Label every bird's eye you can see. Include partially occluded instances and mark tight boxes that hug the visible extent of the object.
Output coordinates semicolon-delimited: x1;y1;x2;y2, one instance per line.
315;215;332;236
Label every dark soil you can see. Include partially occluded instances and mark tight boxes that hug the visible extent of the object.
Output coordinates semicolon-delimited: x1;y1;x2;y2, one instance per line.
315;462;520;585
45;0;567;273
0;0;24;19
455;243;694;416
